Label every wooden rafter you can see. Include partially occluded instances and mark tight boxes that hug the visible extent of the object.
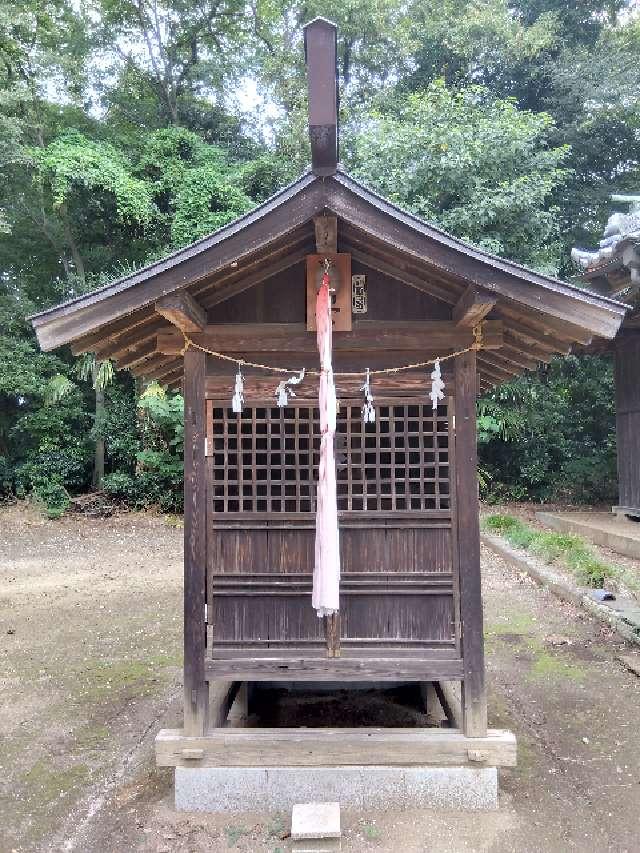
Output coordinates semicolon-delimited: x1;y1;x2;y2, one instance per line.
115;339;158;370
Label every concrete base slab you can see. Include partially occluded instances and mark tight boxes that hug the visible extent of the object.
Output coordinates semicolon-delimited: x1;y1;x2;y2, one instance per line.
174;765;498;812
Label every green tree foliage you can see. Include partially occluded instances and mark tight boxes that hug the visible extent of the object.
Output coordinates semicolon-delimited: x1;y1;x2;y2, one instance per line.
135;127;253;246
345;81;569;269
1;0;637;514
478;356;617;503
94;0;250;126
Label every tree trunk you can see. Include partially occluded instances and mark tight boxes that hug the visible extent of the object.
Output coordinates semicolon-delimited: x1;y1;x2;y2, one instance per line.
93;386;105;489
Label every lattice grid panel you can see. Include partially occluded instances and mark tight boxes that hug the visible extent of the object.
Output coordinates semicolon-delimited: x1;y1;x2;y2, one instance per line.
209;401;450;513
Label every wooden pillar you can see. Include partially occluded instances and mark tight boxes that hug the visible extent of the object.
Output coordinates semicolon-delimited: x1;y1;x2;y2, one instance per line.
614;332;640;518
183;347;209;735
454;350;487;737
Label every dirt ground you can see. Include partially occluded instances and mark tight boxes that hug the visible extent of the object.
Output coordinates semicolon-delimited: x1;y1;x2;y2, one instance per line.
1;503;639;853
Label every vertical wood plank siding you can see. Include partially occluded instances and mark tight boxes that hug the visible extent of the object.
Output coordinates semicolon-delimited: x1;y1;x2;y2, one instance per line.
615;333;640;513
183;347;209;735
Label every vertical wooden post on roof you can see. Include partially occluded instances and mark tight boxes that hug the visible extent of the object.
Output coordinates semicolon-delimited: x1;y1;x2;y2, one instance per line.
183;346;209;735
304;18;338;176
454;349;487;737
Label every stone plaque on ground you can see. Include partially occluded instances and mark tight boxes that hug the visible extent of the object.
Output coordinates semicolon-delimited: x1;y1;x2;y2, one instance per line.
291;802;341;852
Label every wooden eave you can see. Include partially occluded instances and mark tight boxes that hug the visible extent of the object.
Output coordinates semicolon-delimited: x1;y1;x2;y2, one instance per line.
30;169;628;391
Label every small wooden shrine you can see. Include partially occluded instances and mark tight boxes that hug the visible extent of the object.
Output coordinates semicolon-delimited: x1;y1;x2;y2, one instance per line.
32;19;625;776
573;196;640;519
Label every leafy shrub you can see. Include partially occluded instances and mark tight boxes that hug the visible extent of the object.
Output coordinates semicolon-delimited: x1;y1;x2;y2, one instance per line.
134;451;184;512
0;456;13;501
32;477;70;519
102;380;141;473
101;385;184;510
101;471;136;501
478;356;617;505
482;514;521;534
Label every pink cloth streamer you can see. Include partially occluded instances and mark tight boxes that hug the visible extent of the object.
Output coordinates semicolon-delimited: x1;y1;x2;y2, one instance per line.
312;274;340;617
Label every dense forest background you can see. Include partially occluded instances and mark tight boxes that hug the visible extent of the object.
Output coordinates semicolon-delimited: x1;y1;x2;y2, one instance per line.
1;0;638;516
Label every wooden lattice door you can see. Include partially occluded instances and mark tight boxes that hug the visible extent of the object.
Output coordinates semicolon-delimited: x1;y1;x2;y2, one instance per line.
206;398;460;659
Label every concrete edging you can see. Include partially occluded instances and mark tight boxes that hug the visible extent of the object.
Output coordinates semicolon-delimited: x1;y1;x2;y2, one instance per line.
481;533;640;647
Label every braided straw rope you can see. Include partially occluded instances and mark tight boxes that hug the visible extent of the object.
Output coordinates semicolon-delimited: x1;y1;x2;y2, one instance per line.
178;321;484;377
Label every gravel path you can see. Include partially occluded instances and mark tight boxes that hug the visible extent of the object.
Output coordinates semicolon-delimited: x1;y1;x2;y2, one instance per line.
1;505;639;852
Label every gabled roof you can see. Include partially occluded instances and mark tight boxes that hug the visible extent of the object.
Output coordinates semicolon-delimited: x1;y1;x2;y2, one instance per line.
571;195;640;316
30;168;628;390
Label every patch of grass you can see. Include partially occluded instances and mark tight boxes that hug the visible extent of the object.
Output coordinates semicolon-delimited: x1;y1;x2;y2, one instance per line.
267;815;286;838
528;532;583;562
565;549;609;588
73;654;178;704
23;758;90;805
528;652;586;682
485;612;536;637
73;722;110;750
482;513;522;535
505;525;537;550
225;824;249;847
482;513;624;589
363;822;381;840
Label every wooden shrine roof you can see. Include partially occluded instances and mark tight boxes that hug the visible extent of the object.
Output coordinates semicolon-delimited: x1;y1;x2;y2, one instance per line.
30;168;628;391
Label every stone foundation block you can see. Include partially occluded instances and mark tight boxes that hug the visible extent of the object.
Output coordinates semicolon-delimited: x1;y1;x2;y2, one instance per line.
174;765;498;812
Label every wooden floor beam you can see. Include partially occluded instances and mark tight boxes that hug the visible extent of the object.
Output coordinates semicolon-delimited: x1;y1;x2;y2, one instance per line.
157;320;504;356
156;726;517;768
205;655;463;682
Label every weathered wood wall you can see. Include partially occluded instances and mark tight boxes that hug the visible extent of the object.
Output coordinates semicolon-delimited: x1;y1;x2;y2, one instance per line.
615;332;640;514
207;259;450;324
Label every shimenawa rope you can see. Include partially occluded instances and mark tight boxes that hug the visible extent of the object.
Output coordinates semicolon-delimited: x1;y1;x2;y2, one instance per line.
178;321;485;377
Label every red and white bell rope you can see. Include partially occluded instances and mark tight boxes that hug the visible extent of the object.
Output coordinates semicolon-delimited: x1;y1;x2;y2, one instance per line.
312;262;340;617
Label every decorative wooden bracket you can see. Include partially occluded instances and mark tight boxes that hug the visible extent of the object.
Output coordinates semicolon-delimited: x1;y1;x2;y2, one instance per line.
155;292;206;335
453;286;496;328
314;215;338;253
